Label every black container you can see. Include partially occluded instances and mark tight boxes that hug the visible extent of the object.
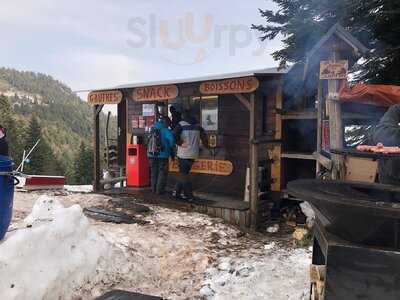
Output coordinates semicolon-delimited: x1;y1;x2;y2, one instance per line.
287;179;400;246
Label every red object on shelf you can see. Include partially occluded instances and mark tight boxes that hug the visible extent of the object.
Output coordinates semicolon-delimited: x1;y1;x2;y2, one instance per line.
24;175;66;190
126;144;150;187
322;120;330;152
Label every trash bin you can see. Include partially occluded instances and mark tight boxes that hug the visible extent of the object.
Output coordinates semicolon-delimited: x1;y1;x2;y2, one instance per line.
126;144;150;187
0;155;14;240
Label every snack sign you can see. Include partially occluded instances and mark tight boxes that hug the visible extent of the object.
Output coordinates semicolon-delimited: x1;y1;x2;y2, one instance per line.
320;60;348;80
132;85;179;102
169;159;234;176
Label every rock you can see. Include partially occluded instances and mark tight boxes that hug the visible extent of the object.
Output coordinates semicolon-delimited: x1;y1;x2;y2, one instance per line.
266;224;280;233
264;242;276;250
236;265;255;277
218;262;232;271
293;228;308;241
293;227;311;246
215;273;231;286
199;285;215;298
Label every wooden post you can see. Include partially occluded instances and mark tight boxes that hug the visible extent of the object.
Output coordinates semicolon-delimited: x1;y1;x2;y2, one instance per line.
93;105;103;192
316;80;323;175
249;93;259;230
327;48;344;179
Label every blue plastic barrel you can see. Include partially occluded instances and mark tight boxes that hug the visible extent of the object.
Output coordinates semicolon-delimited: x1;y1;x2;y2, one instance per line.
0;155;14;240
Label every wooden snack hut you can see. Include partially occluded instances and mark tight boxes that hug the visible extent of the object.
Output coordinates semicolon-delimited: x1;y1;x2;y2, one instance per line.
89;68;285;229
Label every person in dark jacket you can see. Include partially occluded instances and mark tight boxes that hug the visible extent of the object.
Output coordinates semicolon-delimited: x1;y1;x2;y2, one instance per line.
148;116;175;195
0;125;9;157
169;105;182;130
373;104;400;185
173;111;209;201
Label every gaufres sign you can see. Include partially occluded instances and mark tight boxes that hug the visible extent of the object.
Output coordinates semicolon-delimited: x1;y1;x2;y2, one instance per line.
132;85;179;101
169;159;234;176
88;90;123;105
200;76;259;95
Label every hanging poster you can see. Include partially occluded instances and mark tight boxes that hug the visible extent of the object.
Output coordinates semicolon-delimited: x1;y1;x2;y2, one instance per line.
132;116;139;129
143;104;155;117
201;108;218;131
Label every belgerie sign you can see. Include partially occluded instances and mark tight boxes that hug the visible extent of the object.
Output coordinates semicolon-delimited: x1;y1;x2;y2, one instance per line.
88;90;123;105
132;85;179;101
200;76;259;95
169;159;234;176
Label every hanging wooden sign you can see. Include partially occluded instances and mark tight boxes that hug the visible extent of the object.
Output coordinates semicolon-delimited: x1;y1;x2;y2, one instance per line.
169;159;234;176
320;60;348;80
200;76;259;95
132;85;179;102
88;90;123;105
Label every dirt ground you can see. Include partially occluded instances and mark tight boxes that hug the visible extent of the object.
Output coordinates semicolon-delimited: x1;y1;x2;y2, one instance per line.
11;190;311;300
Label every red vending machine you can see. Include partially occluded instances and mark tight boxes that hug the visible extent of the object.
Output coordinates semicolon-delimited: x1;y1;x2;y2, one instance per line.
126;143;150;187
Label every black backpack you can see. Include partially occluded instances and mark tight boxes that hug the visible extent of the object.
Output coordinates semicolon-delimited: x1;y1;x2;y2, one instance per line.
147;127;164;156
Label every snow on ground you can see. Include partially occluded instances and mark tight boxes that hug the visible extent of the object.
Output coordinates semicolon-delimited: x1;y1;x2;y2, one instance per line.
4;190;312;300
64;185;93;193
0;196;112;300
201;244;310;300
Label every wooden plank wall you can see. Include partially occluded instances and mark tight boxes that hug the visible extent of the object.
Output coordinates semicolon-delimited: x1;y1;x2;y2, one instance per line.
260;77;282;193
123;76;283;199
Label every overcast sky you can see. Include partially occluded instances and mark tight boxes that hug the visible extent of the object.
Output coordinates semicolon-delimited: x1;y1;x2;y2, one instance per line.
0;0;281;94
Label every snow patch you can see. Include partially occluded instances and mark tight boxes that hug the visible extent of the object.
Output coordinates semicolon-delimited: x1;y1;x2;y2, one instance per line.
0;197;111;300
64;185;93;193
299;202;315;228
201;247;311;300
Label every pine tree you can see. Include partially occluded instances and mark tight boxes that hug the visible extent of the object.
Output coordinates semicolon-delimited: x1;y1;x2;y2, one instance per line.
73;142;93;184
24;116;59;175
252;0;400;84
0;95;25;163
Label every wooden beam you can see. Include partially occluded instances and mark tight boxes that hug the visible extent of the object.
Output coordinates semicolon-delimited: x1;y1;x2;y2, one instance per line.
234;93;251;111
249;93;259;230
282;152;317;160
275;79;283;140
93;105;103;192
327;49;345;180
316;80;323;174
281;111;317;120
316;153;332;170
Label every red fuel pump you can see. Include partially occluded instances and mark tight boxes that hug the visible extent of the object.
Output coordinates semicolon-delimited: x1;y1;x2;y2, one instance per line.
126;143;150;187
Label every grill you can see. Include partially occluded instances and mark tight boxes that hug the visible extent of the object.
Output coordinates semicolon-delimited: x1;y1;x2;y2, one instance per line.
288;179;400;300
331;148;400;159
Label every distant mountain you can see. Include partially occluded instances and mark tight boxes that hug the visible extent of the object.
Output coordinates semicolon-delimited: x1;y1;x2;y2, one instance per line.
0;67;116;180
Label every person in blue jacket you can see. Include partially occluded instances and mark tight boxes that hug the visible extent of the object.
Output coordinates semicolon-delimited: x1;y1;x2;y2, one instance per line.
148;116;175;195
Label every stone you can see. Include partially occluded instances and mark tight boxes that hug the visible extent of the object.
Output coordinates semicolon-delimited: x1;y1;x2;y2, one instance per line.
266;224;280;233
199;285;215;298
236;265;255;278
218;262;232;271
293;228;309;242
